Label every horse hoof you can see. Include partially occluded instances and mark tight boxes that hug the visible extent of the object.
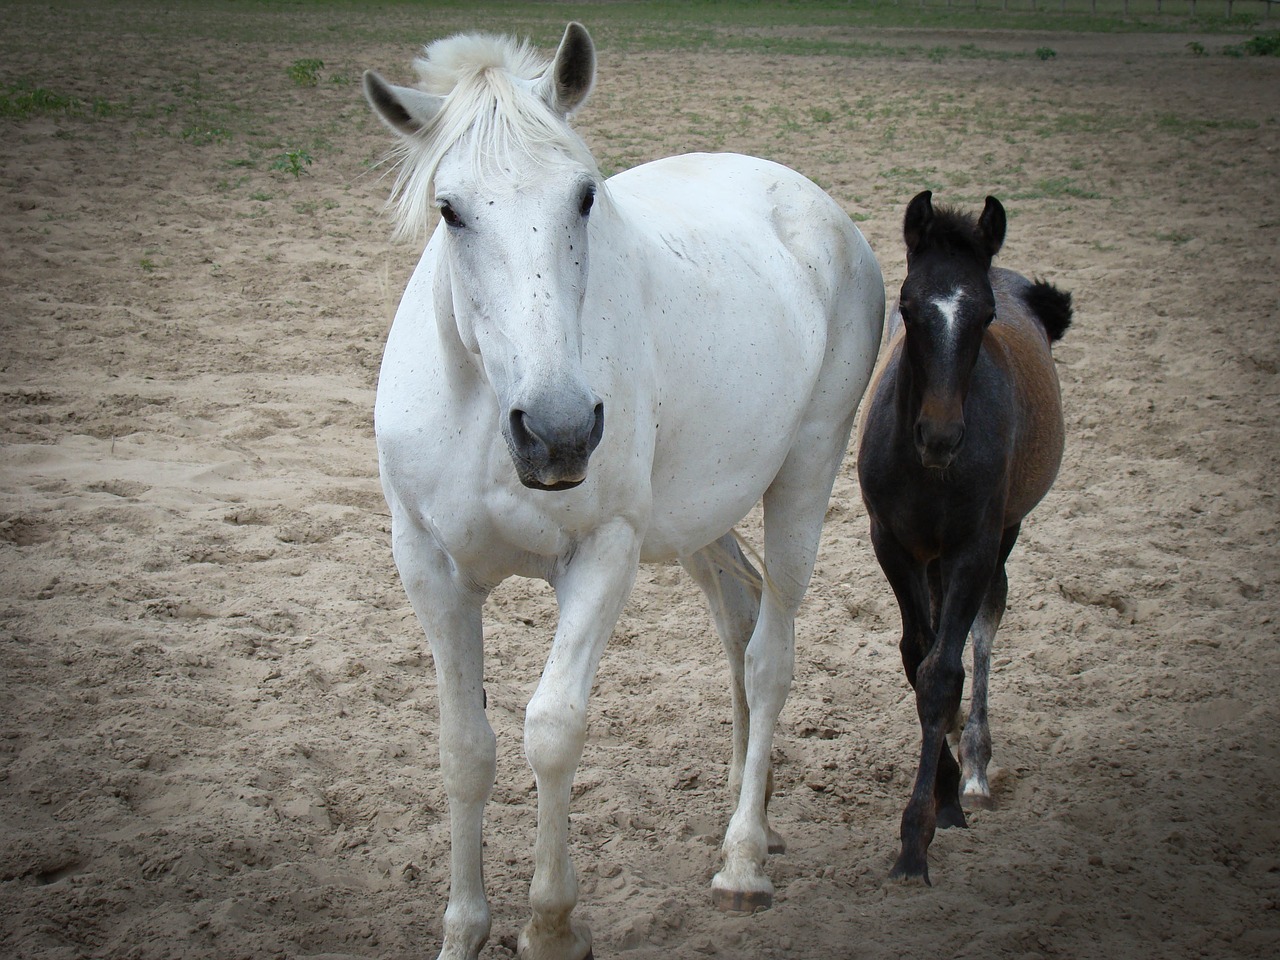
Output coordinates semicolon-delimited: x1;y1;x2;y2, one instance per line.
888;854;931;887
962;791;995;811
712;886;774;913
767;827;786;855
936;803;968;830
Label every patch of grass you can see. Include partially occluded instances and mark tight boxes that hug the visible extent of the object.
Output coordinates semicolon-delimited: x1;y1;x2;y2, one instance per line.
1012;176;1102;200
1036;47;1058;60
0;80;121;120
1244;31;1280;55
879;166;944;192
182;125;232;145
287;58;324;87
1155;113;1259;132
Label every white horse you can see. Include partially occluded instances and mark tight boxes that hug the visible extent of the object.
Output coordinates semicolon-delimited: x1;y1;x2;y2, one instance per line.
363;23;883;960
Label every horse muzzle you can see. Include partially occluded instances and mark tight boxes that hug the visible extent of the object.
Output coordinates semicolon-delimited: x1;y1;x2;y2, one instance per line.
914;417;965;470
506;400;605;490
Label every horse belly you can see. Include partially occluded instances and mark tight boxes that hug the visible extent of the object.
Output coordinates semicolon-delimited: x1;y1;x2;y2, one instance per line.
605;156;877;560
994;318;1066;524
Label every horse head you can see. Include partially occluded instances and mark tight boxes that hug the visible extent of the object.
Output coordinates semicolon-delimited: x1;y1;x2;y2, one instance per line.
898;190;1006;470
364;23;605;491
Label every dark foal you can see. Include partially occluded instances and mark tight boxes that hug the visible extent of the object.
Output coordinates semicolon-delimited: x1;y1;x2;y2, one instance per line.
856;190;1072;884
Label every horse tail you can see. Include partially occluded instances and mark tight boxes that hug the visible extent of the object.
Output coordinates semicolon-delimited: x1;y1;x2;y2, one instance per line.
1025;279;1073;342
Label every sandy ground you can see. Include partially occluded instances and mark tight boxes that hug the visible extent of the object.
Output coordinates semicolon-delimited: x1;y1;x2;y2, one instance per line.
2;4;1278;959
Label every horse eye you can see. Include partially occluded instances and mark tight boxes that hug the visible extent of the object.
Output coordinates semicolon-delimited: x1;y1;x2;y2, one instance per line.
438;202;462;228
579;188;595;217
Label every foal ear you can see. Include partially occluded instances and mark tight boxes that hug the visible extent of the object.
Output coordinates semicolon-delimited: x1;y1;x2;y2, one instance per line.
978;196;1007;260
903;190;934;257
363;70;444;139
536;22;596;117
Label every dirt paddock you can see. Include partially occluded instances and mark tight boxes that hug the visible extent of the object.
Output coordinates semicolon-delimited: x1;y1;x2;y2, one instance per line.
2;4;1277;958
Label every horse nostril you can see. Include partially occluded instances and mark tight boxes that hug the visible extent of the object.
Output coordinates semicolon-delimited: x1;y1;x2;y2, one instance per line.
588;401;605;453
509;409;545;456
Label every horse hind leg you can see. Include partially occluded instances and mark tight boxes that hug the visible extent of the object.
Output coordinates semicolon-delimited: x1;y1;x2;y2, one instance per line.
960;523;1017;808
711;429;850;911
681;536;786;854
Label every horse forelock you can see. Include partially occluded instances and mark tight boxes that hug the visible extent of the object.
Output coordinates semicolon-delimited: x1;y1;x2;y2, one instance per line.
915;203;989;265
383;32;601;240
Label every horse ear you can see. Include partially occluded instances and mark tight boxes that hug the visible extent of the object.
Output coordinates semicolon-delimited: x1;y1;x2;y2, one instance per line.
903;190;934;257
979;196;1007;259
536;22;596;116
363;70;444;139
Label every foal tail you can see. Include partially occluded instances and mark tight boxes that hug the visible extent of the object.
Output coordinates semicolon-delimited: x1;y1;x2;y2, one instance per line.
1026;280;1073;342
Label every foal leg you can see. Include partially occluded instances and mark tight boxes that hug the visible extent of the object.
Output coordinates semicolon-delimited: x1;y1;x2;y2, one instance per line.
391;516;494;960
519;520;641;960
960;522;1019;808
925;560;966;830
711;428;849;911
681;537;787;852
893;541;997;884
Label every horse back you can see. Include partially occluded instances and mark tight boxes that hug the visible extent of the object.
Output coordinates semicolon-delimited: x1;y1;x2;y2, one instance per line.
988;269;1068;523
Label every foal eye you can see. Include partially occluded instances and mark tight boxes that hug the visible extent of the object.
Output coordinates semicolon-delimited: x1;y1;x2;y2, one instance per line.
579;187;595;217
438;202;463;228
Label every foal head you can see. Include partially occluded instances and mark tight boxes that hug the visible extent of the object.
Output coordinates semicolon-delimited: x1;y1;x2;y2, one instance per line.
364;24;605;491
897;190;1006;470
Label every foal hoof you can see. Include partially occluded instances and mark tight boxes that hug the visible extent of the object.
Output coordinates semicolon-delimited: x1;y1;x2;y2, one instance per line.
936;802;968;830
712;886;774;913
888;853;931;887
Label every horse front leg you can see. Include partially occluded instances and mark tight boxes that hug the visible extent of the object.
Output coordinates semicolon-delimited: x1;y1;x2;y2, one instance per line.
391;517;494;960
893;540;997;884
518;520;641;960
960;522;1018;808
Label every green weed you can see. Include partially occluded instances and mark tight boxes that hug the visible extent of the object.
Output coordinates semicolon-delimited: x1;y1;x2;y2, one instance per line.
1244;31;1280;55
0;80;120;120
270;149;314;179
287;58;324;87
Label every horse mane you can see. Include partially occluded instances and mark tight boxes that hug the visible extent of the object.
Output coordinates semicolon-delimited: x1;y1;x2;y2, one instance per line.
382;32;601;238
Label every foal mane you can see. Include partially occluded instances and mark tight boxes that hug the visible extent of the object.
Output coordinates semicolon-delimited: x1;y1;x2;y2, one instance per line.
382;32;601;238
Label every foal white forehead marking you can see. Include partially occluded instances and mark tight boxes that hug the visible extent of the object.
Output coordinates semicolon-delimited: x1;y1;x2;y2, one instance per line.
932;290;966;333
926;289;962;345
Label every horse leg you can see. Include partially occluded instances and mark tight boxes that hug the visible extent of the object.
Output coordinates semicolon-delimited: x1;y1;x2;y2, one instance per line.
711;429;848;911
893;539;997;884
960;522;1018;808
391;515;494;960
518;520;641;960
680;536;786;853
921;559;965;829
868;520;932;694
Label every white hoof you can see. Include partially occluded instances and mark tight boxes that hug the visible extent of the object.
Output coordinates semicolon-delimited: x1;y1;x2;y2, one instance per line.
517;917;592;960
